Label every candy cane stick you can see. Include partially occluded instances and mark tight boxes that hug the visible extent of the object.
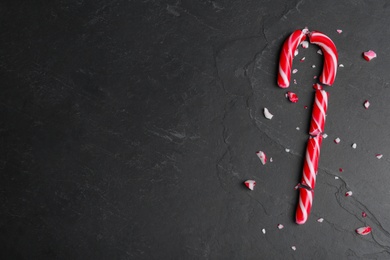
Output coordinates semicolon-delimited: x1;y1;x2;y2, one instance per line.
309;90;329;136
277;29;308;88
296;129;323;224
309;31;338;86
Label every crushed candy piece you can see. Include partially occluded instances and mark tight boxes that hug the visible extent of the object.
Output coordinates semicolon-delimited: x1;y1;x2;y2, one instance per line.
262;228;266;234
334;138;341;144
287;91;298;103
363;50;377;61
317;218;324;223
291;246;297;251
292;69;298;74
313;75;317;79
294;49;299;57
244;180;256;191
337;29;343;34
256;151;267;165
269;157;273;162
339;64;344;67
300;57;306;62
285;148;290;153
335;176;339;179
293;79;297;84
304;105;308;109
294;184;299;190
356;226;371;235
362;211;367;218
339;168;343;172
264;108;274;120
312;65;316;68
296;127;300;130
345;191;353;197
352;143;357;149
322;133;328;138
364;100;370;109
313;83;323;90
277;224;284;229
317;49;323;55
301;41;309;48
376;154;383;159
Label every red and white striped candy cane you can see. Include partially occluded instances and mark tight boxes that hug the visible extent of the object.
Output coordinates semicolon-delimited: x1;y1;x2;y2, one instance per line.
296;134;323;224
309;31;338;86
277;29;308;88
276;29;337;224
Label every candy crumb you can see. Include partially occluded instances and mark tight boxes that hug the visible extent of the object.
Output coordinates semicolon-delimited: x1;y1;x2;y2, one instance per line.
256;151;267;165
352;143;357;149
322;133;328;138
317;218;324;223
376;154;383;159
292;69;298;74
356;226;372;235
294;49;299;57
262;228;266;234
291;246;297;251
335;176;339;179
339;64;344;67
300;57;306;62
244;180;256;191
277;224;284;229
362;212;367;218
312;65;316;68
334;137;341;144
285;148;290;153
301;41;309;48
337;29;343;34
363;50;377;61
364;100;370;109
317;49;323;55
345;191;353;197
264;108;274;120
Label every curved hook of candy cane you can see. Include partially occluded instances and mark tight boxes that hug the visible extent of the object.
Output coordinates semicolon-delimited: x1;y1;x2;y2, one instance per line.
309;31;338;86
277;29;308;88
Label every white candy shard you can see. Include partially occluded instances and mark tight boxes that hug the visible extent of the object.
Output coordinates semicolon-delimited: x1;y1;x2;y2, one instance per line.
296;127;300;130
352;143;357;149
269;157;273;162
277;224;284;229
317;218;324;223
294;49;299;57
256;151;267;165
301;41;309;49
334;137;341;144
300;57;306;62
291;246;297;251
293;79;297;84
337;29;343;34
244;180;256;190
317;49;323;55
364;100;370;109
292;69;298;74
262;228;266;234
356;226;372;235
264;108;273;120
335;176;339;179
345;191;353;197
285;148;290;153
322;133;328;138
339;64;344;67
376;154;383;159
312;65;316;68
363;50;377;61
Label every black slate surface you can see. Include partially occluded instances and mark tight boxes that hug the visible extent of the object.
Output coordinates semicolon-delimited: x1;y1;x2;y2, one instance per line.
2;0;390;259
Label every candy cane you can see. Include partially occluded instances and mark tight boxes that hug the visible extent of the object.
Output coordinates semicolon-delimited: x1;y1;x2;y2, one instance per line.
277;29;338;224
277;29;308;88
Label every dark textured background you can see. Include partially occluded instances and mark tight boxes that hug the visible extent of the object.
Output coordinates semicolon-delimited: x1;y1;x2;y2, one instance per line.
2;0;390;259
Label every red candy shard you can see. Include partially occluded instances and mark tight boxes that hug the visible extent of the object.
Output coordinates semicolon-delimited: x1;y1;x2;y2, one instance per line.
362;211;367;218
356;226;372;235
364;100;370;109
313;83;323;90
376;154;383;159
277;224;284;229
244;180;256;191
363;50;377;61
345;191;353;197
334;137;341;144
339;168;343;172
256;151;267;165
287;91;299;103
